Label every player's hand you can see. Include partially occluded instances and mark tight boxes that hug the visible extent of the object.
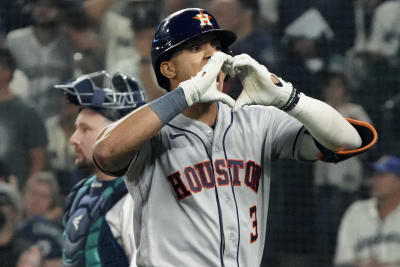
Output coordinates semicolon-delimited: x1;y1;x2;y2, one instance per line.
180;51;235;107
231;54;294;112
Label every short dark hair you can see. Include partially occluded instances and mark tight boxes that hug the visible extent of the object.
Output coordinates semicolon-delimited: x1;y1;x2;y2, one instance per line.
0;48;16;72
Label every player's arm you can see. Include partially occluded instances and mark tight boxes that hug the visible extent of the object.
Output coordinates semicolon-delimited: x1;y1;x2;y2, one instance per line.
232;54;377;162
93;105;163;173
93;52;235;174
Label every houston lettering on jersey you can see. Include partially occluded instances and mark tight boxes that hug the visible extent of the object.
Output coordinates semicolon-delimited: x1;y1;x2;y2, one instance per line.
167;159;261;200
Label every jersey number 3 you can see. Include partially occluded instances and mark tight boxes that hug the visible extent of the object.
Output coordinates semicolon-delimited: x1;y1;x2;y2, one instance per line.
250;205;258;243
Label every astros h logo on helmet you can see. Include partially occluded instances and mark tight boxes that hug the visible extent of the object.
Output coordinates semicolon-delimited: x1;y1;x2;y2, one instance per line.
193;11;213;27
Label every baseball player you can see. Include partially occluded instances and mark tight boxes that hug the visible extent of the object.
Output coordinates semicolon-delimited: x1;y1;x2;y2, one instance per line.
56;71;146;267
93;8;377;267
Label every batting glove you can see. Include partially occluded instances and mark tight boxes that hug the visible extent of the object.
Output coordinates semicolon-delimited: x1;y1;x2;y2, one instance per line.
232;54;298;112
179;51;235;107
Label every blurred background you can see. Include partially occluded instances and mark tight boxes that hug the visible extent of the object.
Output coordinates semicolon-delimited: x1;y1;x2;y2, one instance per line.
0;0;399;266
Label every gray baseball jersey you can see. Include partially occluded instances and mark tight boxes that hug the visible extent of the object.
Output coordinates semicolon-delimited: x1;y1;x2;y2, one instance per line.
125;102;304;267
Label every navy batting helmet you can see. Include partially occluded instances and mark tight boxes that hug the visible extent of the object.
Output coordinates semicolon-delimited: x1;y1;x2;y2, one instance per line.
55;71;146;121
151;8;237;91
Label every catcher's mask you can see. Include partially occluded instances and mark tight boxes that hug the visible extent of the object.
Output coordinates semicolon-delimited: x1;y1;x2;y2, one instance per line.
55;71;146;121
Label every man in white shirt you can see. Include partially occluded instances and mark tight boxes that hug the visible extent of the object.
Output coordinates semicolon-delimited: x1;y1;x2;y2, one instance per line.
335;155;400;267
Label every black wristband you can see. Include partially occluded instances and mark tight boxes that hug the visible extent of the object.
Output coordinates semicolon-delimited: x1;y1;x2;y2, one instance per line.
281;87;300;112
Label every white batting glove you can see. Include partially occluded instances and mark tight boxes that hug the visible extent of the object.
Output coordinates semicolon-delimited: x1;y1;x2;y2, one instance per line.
179;51;235;107
232;54;296;112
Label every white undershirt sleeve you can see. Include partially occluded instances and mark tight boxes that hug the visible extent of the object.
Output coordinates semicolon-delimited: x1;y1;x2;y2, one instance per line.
288;94;362;161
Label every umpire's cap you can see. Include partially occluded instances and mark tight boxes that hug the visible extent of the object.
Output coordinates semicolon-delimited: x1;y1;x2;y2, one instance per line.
55;71;146;121
151;8;237;91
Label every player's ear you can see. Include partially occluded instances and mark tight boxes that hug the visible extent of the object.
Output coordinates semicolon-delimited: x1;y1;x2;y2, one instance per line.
160;61;176;79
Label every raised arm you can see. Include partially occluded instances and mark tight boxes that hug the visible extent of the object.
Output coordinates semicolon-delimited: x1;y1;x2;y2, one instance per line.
232;54;377;162
93;105;163;174
93;52;235;174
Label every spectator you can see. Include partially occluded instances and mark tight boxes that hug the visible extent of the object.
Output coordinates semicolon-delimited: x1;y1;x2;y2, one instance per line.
16;216;63;267
347;0;399;122
258;0;279;30
63;0;135;76
346;0;385;92
280;7;334;99
0;31;31;100
22;171;62;221
209;0;281;99
334;155;400;267
5;0;74;119
0;48;48;188
352;0;385;55
365;0;400;61
45;98;80;195
113;6;165;100
0;183;24;267
313;71;372;267
15;171;63;267
85;0;135;74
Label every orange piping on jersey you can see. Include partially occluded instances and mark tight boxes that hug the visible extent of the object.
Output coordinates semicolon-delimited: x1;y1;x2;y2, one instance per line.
335;118;378;155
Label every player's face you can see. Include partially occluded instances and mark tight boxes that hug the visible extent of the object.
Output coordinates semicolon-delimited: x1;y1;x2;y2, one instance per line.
166;33;226;91
370;172;400;199
24;182;53;216
70;109;111;170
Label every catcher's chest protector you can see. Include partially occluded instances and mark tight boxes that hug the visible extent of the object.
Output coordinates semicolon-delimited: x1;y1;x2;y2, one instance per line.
62;176;129;267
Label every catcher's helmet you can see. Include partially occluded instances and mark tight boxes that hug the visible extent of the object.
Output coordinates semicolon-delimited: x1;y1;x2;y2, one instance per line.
55;71;146;121
151;8;237;91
